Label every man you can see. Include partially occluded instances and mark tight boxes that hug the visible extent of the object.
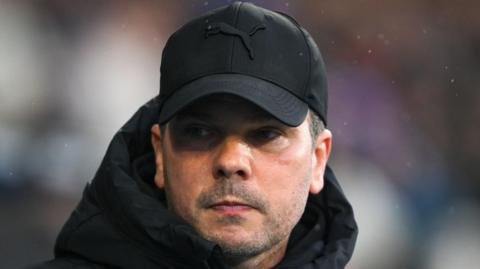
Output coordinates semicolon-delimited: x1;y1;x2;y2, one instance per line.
31;2;357;269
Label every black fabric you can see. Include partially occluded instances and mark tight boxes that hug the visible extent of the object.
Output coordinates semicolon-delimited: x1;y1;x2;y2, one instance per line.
158;1;328;126
158;74;308;127
28;97;357;269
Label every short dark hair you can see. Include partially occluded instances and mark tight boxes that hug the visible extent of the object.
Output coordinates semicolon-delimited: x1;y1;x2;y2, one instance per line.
308;110;325;146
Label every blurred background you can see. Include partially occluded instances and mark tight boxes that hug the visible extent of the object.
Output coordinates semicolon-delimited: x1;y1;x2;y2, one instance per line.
1;0;479;268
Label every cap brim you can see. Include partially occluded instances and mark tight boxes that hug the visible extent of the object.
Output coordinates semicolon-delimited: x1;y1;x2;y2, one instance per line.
158;74;308;127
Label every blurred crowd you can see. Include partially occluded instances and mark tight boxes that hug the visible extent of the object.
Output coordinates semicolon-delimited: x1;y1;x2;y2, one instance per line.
1;0;479;268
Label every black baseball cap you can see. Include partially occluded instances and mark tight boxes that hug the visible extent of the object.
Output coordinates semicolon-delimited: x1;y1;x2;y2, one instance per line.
158;1;328;127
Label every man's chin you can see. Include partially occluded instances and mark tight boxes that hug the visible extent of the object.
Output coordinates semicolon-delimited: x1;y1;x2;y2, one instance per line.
210;236;267;258
200;223;253;243
197;225;270;258
199;211;258;234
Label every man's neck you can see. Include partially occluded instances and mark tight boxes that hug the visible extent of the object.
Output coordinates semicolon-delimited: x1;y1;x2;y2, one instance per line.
224;237;289;269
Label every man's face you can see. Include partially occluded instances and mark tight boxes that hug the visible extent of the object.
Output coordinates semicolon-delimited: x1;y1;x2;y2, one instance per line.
151;94;331;259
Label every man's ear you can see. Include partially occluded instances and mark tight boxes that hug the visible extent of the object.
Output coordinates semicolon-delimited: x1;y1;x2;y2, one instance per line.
151;124;165;189
309;129;332;194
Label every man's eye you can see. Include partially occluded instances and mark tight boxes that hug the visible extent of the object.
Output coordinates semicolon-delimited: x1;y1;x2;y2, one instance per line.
253;128;282;141
184;125;212;138
170;122;218;150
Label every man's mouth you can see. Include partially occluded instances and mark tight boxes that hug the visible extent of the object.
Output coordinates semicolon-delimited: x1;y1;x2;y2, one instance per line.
209;200;254;215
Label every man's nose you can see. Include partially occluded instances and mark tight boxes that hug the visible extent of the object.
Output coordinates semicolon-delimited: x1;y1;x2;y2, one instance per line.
212;136;252;180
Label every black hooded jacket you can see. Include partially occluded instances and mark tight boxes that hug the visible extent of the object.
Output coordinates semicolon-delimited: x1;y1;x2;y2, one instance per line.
29;97;357;269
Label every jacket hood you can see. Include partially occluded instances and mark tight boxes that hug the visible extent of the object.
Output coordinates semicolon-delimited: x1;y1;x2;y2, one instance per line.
53;97;358;269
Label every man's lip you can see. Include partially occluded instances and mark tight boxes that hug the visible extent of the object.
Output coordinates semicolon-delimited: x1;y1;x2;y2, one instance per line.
209;200;254;208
